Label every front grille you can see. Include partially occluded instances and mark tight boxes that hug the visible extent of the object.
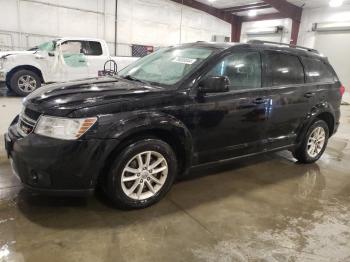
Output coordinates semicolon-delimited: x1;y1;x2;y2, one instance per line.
17;108;41;136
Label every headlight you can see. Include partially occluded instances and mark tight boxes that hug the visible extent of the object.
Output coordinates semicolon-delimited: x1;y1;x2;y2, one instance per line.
34;115;97;140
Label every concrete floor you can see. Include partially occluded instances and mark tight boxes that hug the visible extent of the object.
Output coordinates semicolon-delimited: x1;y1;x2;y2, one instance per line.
0;88;350;261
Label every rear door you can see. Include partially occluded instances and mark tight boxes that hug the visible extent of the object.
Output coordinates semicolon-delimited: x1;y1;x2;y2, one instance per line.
262;51;318;149
83;41;109;78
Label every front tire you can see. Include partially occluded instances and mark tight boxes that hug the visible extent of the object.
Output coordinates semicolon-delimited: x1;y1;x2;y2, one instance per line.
105;139;177;209
9;69;41;96
293;119;329;163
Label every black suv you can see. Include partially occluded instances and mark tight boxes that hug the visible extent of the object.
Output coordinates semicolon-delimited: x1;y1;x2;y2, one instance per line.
4;41;344;209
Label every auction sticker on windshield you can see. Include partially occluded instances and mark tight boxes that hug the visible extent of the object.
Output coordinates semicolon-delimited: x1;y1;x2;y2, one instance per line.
172;57;197;64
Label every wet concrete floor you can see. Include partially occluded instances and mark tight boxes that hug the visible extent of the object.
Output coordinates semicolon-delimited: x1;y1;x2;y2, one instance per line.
0;106;350;262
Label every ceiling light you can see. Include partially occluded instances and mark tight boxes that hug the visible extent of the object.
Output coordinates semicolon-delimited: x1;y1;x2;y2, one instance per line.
208;0;216;2
329;0;343;7
248;10;257;17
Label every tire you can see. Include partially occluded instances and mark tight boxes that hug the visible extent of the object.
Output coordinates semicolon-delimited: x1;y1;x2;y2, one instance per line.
293;119;329;164
9;69;41;96
105;139;177;209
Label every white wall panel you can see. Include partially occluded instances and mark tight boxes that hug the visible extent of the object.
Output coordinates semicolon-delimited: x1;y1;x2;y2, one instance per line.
298;5;350;102
58;7;100;37
0;0;19;32
241;19;292;44
0;0;231;55
20;1;59;36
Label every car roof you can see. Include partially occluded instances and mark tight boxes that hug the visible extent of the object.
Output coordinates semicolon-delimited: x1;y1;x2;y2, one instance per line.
181;41;326;60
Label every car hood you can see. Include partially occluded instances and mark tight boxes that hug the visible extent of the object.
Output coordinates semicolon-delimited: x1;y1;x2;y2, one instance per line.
24;77;165;116
0;50;35;58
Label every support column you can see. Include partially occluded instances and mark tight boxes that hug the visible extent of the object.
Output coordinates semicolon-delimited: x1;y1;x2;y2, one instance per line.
231;17;242;42
291;19;300;45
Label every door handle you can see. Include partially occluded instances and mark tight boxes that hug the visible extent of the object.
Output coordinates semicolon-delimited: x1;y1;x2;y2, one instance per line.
304;92;315;98
253;98;266;104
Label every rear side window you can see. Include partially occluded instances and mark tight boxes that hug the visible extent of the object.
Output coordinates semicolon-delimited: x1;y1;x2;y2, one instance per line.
206;51;262;90
82;41;103;56
263;51;304;86
301;57;335;83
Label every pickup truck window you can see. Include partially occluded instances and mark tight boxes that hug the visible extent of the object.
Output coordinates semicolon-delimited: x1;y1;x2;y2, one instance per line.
119;47;214;86
85;41;103;56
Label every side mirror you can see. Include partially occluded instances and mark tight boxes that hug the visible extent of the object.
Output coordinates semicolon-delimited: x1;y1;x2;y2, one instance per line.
198;76;230;94
48;51;55;57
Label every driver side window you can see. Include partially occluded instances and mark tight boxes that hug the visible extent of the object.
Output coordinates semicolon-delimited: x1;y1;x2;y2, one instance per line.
206;51;262;90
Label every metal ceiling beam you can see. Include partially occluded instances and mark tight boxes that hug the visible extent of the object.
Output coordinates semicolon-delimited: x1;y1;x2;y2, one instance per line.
222;3;271;13
241;12;286;22
170;0;238;24
261;0;302;22
170;0;242;42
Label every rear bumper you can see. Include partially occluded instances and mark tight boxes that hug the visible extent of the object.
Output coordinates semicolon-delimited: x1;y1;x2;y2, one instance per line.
5;123;120;196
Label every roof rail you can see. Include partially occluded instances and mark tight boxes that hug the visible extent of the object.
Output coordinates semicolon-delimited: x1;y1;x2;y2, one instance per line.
247;40;319;54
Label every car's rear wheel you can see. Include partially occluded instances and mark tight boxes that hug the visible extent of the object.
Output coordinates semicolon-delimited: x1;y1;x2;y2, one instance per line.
105;138;177;209
9;69;41;96
293;119;329;163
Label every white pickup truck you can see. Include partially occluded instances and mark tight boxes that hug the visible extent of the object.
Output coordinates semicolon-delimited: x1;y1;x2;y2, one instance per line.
0;37;138;96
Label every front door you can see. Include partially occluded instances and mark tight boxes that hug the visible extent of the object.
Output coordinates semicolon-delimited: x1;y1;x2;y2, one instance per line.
57;40;89;82
192;50;270;164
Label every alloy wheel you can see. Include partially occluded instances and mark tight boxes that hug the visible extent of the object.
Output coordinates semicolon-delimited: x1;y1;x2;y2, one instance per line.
307;126;326;158
17;75;37;93
121;151;168;200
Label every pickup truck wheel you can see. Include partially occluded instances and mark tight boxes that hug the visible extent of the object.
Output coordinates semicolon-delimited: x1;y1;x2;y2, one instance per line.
106;139;177;209
293;120;329;164
10;70;41;96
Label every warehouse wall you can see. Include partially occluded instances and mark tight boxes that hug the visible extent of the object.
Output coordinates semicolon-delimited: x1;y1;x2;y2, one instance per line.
240;18;292;44
298;5;350;102
298;5;350;47
116;0;231;56
0;0;231;56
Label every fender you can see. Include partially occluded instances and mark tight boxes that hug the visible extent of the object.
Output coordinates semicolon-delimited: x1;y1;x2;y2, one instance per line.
98;111;194;174
4;54;49;83
295;101;336;145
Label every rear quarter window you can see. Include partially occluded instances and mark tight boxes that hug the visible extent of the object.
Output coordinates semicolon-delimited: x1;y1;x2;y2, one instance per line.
263;51;305;87
301;57;336;83
83;41;103;56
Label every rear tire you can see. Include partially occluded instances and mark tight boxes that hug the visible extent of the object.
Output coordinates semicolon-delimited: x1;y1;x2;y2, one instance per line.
293;120;329;164
105;139;177;209
9;69;41;96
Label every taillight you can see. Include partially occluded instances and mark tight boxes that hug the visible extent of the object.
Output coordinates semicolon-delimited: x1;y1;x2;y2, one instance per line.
340;84;345;97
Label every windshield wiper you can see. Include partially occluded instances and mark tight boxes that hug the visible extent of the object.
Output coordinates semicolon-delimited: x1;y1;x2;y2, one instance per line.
122;75;151;86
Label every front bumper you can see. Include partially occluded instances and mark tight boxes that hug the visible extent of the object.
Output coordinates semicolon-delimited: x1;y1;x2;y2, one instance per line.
5;124;120;196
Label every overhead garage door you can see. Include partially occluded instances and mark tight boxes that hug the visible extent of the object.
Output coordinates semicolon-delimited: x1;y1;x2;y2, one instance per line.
314;31;350;102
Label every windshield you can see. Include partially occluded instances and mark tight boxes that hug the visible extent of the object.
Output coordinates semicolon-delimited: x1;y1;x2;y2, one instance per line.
28;40;57;52
118;46;215;86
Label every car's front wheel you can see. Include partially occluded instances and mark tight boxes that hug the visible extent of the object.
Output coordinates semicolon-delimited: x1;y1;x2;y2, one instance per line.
293;119;329;163
9;69;41;96
105;139;177;209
